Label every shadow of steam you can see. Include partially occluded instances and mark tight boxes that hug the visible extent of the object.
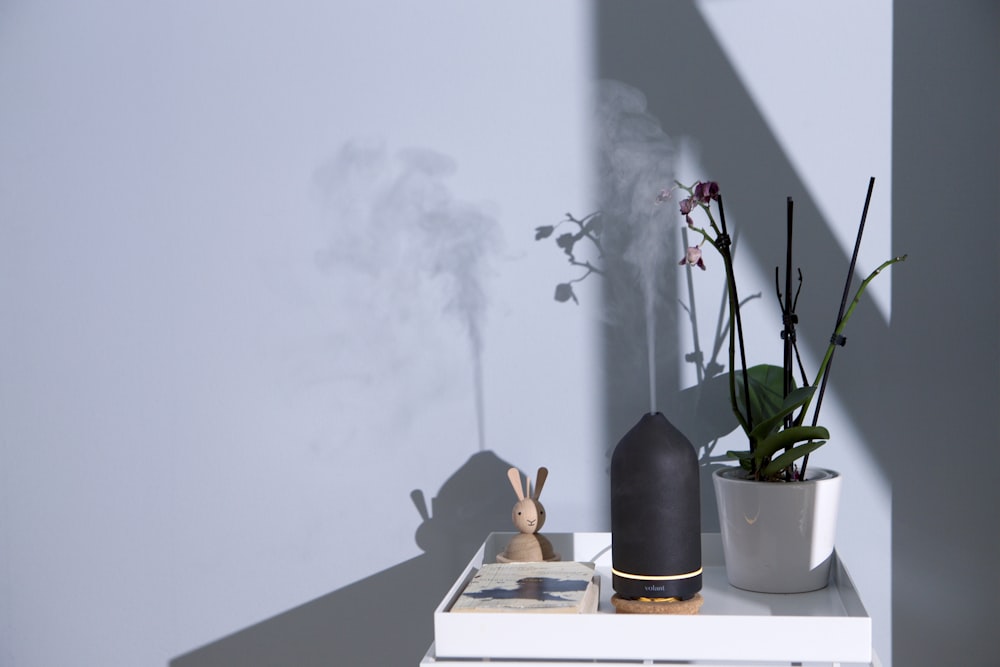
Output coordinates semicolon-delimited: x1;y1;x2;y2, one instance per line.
169;450;515;667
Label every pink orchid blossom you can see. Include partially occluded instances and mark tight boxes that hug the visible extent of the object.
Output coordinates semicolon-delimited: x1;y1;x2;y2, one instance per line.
679;245;706;270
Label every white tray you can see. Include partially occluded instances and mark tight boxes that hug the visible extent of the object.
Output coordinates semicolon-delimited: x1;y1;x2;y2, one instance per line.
432;532;872;664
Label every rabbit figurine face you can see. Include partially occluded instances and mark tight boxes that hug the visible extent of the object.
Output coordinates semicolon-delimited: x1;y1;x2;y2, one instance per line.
507;467;548;534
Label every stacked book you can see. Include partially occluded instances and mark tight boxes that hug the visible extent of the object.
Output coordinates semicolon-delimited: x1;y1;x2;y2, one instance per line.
449;561;599;614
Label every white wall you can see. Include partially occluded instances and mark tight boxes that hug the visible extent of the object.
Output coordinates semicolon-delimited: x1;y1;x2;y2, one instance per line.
5;2;994;667
594;1;895;663
0;3;599;665
889;3;1000;664
684;2;894;662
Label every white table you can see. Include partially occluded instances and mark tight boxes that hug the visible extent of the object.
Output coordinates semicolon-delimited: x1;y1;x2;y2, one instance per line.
422;532;879;666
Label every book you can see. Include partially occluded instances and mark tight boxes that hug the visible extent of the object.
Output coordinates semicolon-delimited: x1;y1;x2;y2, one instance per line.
449;561;599;613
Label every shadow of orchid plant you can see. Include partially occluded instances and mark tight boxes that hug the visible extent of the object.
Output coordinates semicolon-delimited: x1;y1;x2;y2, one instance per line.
669;179;906;482
534;212;605;305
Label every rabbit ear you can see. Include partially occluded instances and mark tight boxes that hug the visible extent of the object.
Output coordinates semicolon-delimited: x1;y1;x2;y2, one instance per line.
533;467;548;499
507;467;525;500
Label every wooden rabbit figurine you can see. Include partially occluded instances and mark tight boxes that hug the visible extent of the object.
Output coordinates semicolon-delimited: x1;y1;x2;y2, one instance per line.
497;466;559;562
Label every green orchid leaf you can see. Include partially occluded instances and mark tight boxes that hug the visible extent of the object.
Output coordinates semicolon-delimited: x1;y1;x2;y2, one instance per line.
749;385;816;442
755;425;830;464
762;440;827;477
734;364;791;433
726;450;754;471
726;449;753;461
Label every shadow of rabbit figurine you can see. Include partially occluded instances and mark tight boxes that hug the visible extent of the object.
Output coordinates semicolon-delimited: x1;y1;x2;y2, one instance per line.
497;466;560;562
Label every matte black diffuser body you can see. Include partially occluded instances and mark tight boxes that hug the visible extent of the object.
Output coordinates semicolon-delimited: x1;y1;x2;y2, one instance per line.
610;412;702;600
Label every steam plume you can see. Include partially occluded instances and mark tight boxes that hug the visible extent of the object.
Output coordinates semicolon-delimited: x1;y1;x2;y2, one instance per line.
594;80;677;412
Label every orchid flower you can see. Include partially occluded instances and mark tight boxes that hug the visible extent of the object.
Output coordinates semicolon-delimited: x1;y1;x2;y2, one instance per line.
679;244;706;270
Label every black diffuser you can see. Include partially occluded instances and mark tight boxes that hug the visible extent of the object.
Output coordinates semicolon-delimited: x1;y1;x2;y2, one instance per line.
610;412;702;600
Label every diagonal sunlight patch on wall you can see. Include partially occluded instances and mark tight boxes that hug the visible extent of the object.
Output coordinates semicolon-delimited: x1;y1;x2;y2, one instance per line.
697;0;894;322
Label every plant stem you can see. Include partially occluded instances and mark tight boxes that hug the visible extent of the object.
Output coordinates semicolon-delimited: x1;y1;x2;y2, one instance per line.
801;178;875;478
793;255;908;430
717;195;754;439
783;198;794;416
782;198;795;479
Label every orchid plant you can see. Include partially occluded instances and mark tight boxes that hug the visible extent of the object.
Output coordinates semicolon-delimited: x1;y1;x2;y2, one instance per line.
671;179;905;482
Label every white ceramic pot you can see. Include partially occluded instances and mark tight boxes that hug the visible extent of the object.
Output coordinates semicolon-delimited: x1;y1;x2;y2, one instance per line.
712;466;842;593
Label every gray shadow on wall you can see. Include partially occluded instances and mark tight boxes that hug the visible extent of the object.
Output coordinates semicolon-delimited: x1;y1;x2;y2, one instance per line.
169;450;515;667
888;3;1000;665
593;0;895;529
